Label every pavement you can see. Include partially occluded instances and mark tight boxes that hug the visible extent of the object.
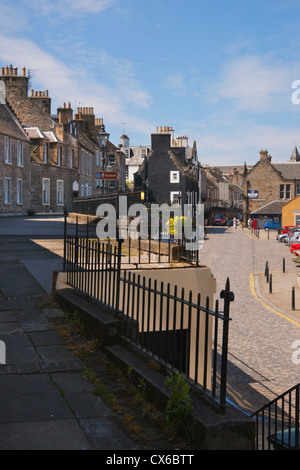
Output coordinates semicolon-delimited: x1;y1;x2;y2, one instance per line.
0;217;140;450
0;216;299;449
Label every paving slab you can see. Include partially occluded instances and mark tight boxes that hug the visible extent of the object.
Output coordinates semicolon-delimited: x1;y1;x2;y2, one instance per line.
0;420;92;450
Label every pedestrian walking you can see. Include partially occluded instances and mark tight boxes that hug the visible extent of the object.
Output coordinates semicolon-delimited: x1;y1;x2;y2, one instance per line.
233;217;237;229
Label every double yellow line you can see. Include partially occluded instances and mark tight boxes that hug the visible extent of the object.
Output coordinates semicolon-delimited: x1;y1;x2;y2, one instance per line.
250;273;300;328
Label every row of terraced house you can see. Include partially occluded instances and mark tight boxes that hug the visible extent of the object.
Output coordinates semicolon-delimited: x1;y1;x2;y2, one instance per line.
0;64;126;215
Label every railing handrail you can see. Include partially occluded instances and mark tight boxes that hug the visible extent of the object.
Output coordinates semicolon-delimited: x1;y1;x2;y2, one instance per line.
120;271;232;321
251;382;300;417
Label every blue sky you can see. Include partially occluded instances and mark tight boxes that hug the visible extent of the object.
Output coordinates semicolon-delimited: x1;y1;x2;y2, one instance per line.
1;0;300;166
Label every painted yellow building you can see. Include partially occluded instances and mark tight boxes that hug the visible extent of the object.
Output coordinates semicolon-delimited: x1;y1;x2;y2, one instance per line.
282;195;300;226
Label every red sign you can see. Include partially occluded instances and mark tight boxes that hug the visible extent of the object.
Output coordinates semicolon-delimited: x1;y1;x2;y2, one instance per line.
95;171;120;180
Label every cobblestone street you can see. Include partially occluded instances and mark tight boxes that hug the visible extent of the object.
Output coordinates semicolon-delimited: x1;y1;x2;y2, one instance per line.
200;226;300;415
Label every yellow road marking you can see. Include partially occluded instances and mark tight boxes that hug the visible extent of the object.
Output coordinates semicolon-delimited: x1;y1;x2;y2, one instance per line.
250;273;300;328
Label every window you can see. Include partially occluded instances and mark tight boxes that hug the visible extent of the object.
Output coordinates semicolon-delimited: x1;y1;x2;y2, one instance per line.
17;141;23;166
42;178;50;205
170;171;180;183
108;154;115;165
109;180;116;189
17;178;23;205
280;184;291;199
43;143;48;163
70;148;73;168
141;148;147;159
96;151;100;166
80;184;84;197
57;146;62;166
57;180;64;205
4;177;11;204
296;182;300;195
170;191;181;204
5;136;11;164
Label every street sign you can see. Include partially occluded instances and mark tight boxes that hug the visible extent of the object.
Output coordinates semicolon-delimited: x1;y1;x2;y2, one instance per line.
95;171;120;180
248;190;258;199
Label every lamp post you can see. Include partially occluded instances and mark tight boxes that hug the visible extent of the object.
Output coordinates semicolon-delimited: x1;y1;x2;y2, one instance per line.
97;124;109;149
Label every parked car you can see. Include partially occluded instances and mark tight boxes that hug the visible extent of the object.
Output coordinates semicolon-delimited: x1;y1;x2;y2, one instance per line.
280;226;299;234
264;221;282;230
277;227;300;241
292;249;300;263
290;243;300;253
288;232;300;246
213;214;226;226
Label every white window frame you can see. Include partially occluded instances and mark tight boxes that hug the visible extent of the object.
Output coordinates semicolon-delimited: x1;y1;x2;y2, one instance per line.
17;178;23;205
17;140;24;167
170;171;180;183
4;177;11;204
42;178;50;205
170;191;181;205
5;136;11;164
43;143;48;164
57;180;64;206
57;146;62;166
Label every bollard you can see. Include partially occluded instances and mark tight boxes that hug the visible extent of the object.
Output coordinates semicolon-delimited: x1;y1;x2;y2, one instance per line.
283;258;285;273
265;261;269;277
267;228;269;239
292;287;295;310
269;274;272;293
266;264;269;282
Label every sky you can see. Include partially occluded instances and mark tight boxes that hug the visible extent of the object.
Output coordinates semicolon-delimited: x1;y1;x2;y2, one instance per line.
1;0;300;166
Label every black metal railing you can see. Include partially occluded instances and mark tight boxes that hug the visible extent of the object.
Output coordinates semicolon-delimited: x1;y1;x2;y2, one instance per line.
64;234;233;408
63;210;202;268
251;383;300;450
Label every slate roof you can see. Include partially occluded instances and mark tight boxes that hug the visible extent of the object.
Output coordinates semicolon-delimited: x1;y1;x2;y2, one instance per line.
250;200;286;215
0;104;30;141
24;127;48;139
272;162;300;180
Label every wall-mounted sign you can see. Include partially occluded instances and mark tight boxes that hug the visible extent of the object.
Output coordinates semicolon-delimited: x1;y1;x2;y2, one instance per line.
248;190;258;199
95;171;120;180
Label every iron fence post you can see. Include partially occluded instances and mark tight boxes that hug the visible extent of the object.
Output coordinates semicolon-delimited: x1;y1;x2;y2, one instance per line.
63;207;67;272
219;277;234;409
115;235;123;313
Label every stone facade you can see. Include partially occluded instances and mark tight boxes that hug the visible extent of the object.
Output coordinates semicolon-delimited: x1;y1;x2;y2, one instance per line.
0;65;126;215
243;149;300;218
0;104;31;214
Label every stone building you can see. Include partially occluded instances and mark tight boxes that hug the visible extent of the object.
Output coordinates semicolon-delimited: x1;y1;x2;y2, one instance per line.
0;65;125;214
243;148;300;221
119;134;150;184
134;126;204;206
0;103;31;214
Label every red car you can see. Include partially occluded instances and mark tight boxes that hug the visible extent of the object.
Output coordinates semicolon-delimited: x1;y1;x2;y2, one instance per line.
290;243;300;253
213;214;226;226
281;226;298;234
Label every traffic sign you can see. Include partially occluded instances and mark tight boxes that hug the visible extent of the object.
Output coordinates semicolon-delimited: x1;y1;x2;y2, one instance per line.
95;171;120;180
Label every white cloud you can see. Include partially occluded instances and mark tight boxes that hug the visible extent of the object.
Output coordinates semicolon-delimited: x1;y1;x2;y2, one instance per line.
164;73;186;96
0;34;153;138
212;55;294;113
25;0;117;17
